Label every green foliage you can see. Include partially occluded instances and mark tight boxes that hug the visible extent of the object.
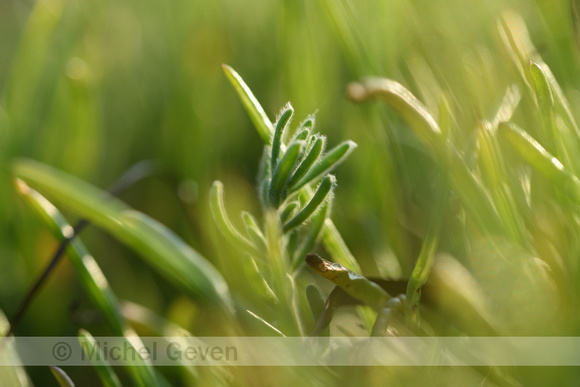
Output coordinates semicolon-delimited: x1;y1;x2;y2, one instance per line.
3;0;580;385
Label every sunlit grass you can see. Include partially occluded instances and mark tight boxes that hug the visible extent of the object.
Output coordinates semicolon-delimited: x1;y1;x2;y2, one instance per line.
2;0;580;385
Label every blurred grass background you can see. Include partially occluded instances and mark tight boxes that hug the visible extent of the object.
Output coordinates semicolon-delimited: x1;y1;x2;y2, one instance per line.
2;0;580;385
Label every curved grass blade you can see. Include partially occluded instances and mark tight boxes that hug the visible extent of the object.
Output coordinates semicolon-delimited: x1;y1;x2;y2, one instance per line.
210;181;257;254
15;180;158;386
499;12;580;136
50;367;74;387
242;254;279;303
3;0;65;121
498;122;580;205
347;78;442;154
406;187;444;309
78;330;122;387
306;254;390;310
222;64;272;144
121;302;233;384
447;150;504;234
321;219;361;272
0;310;32;387
289;140;356;193
305;285;329;337
13;159;234;315
283;175;335;232
491;84;521;128
241;211;266;249
437;92;452;141
477;122;526;243
348;77;504;234
530;61;558;156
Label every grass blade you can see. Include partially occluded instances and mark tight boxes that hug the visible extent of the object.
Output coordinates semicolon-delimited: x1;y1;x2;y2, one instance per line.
50;367;74;387
498;122;580;205
530;61;558;156
210;181;257;253
406;187;444;309
305;285;329;336
222;64;273;145
15;180;158;386
347;77;504;234
347;78;442;154
78;330;122;387
13;159;234;315
0;310;32;387
321;219;361;272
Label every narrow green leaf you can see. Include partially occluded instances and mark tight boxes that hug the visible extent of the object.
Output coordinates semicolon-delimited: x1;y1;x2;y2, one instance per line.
306;254;390;310
530;61;557;155
321;219;361;272
283;175;335;232
241;211;266;249
429;254;498;335
406;187;444;308
447;150;504;234
242;254;278;303
0;309;32;386
210;180;257;254
477;123;526;243
246;310;286;337
222;64;272;144
4;0;65;119
268;141;303;208
347;78;442;154
15;181;157;387
292;198;330;270
286;136;325;190
305;285;329;336
299;115;315;131
499;13;580;175
280;202;299;223
271;104;294;173
13;159;234;315
306;285;325;320
50;367;75;387
289;140;356;193
437;92;452;142
263;211;300;336
292;128;310;142
16;180;124;332
347;77;503;234
78;330;122;387
491;84;521;128
498;122;580;205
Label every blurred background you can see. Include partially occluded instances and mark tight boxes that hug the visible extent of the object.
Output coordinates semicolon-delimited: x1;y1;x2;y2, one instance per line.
1;0;580;385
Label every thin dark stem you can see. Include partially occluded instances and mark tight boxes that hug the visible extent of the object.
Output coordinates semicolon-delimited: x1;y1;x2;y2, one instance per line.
5;160;160;337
